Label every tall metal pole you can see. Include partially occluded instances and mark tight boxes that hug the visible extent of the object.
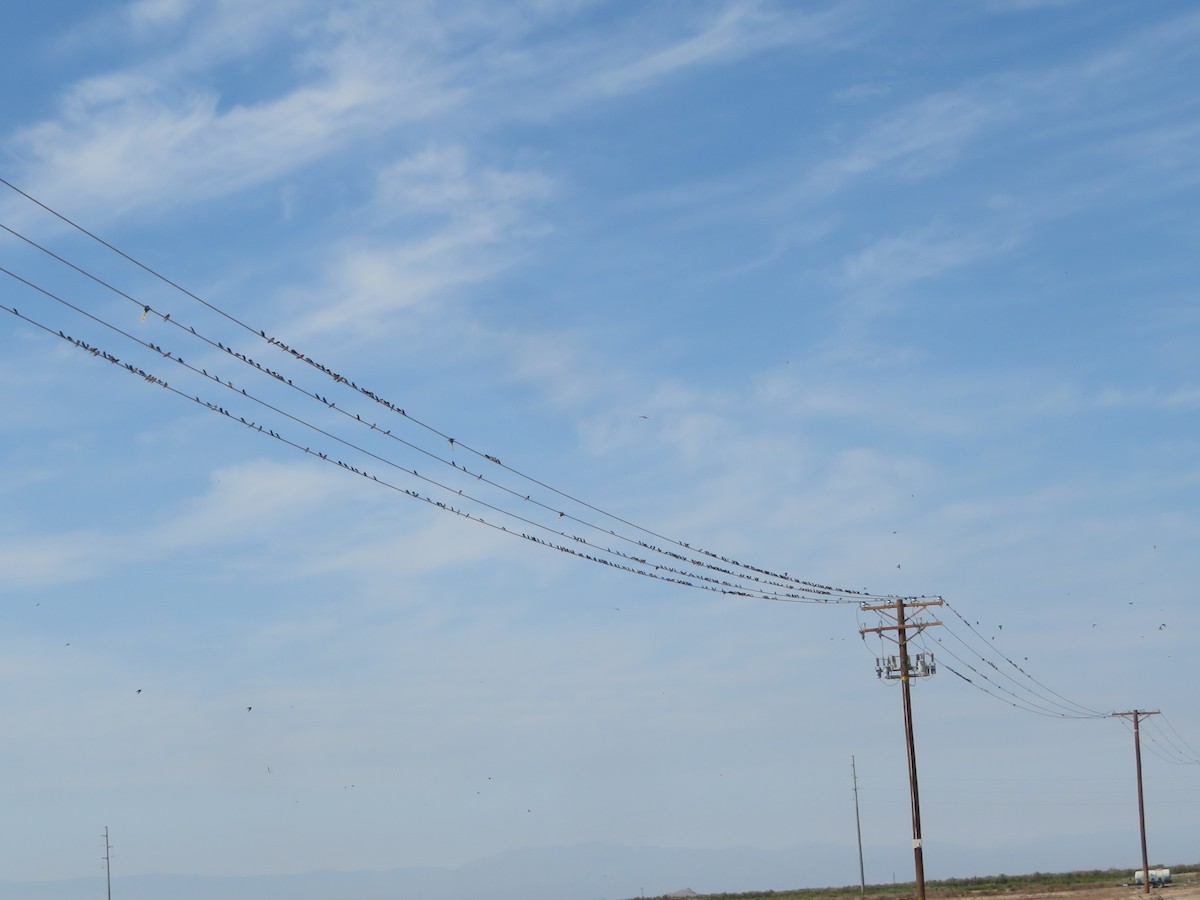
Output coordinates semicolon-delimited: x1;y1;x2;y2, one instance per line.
896;600;927;900
852;756;866;894
1114;710;1159;895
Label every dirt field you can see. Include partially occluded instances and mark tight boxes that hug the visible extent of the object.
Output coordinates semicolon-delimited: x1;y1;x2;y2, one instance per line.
937;883;1200;900
696;874;1200;900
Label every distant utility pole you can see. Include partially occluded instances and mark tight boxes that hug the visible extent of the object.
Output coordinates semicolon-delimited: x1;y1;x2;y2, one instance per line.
102;826;112;900
860;597;943;900
852;756;866;894
1112;710;1160;895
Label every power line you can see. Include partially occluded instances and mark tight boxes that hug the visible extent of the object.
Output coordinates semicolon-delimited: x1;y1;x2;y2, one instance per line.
856;590;1106;719
1117;715;1200;767
927;600;1108;719
6;178;1196;740
0;176;894;603
1154;714;1200;764
927;647;1100;719
0;287;869;605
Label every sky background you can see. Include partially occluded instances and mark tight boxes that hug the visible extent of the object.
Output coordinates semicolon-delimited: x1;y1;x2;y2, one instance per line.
1;1;1198;898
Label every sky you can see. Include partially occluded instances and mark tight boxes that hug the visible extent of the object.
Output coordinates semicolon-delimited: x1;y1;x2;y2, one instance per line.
1;0;1199;897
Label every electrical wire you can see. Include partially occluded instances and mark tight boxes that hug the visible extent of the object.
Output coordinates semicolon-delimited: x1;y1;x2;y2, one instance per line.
853;598;1103;717
933;600;1109;718
6;178;1198;747
1157;713;1200;762
0;265;870;605
0;176;894;602
1139;716;1200;766
2;296;841;601
916;627;1103;718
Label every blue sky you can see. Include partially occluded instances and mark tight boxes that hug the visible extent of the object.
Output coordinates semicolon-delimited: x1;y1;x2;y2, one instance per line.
1;1;1198;896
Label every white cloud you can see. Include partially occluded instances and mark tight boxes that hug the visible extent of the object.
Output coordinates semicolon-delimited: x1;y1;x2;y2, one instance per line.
284;146;554;338
127;0;193;34
10;6;459;222
832;225;1013;317
832;81;895;102
805;91;1005;196
7;1;862;226
375;145;554;226
147;459;350;548
984;0;1083;11
1092;385;1200;412
584;1;840;98
0;529;120;587
0;453;530;592
14;71;398;220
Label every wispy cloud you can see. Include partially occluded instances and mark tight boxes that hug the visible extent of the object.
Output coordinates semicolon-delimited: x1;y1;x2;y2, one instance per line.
13;73;401;221
831;224;1014;317
286;146;554;338
1091;385;1200;412
804;91;1006;196
126;0;193;35
583;1;845;98
0;529;121;587
8;1;858;226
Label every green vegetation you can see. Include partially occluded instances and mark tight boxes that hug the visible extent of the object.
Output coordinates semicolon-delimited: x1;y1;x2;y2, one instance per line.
635;865;1197;900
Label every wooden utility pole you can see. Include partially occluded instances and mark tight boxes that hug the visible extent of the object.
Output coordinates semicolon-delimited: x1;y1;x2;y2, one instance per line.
103;826;112;900
852;756;866;894
860;597;943;900
1113;710;1160;895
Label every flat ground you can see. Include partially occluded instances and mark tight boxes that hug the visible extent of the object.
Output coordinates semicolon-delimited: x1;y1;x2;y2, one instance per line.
691;872;1200;900
922;877;1200;900
958;886;1200;900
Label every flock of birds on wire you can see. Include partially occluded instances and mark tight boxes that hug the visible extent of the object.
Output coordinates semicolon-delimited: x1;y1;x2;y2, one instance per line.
1;176;1197;767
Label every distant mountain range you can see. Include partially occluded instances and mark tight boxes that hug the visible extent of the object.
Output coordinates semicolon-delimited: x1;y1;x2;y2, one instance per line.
2;833;1155;900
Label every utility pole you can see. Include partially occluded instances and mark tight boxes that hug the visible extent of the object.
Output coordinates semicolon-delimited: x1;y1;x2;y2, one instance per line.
852;756;866;894
860;597;942;900
1113;710;1160;895
102;826;112;900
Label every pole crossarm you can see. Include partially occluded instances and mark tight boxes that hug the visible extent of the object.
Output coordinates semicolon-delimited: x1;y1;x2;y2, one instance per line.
860;598;944;614
860;599;943;643
863;621;943;634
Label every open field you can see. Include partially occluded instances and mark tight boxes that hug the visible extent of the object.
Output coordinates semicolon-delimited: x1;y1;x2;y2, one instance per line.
648;867;1200;900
